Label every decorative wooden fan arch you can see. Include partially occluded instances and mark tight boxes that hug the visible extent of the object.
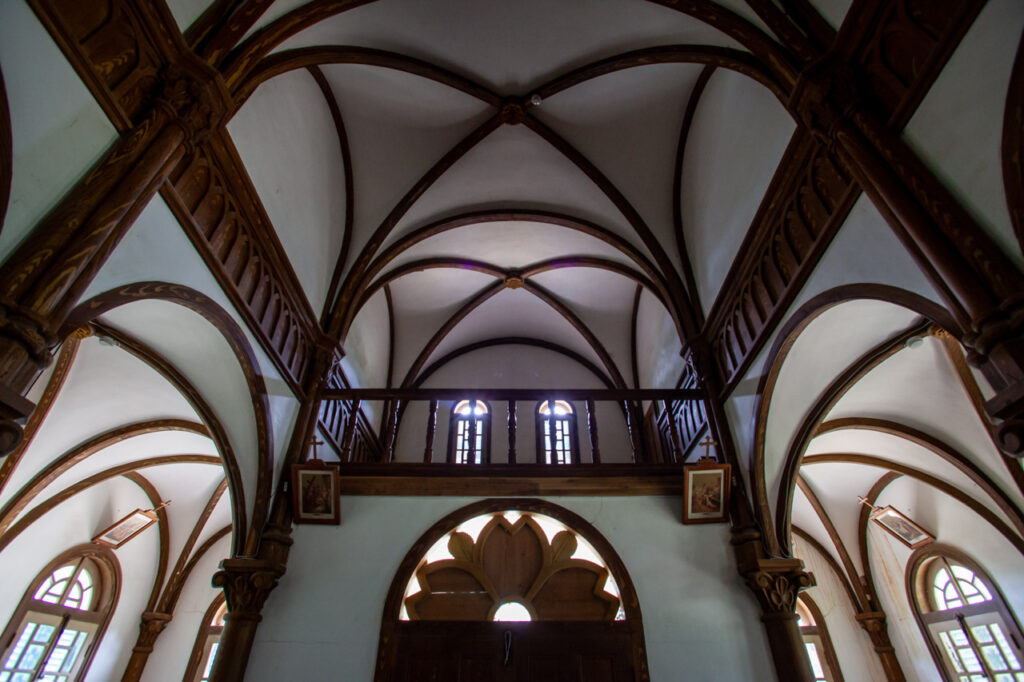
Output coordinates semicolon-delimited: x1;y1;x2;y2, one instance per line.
405;513;621;621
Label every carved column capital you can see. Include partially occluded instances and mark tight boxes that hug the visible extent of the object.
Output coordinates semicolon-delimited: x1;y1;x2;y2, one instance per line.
133;611;172;652
212;558;285;620
742;558;815;619
856;611;908;680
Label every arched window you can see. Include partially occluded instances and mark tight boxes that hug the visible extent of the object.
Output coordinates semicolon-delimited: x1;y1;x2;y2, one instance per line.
376;500;648;680
0;546;119;682
536;400;578;464
447;400;490;464
910;548;1024;681
184;595;227;682
796;596;843;682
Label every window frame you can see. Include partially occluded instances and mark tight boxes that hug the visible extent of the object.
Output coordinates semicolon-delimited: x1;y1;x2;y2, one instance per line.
446;400;491;464
535;399;580;465
796;595;844;682
0;545;119;682
183;595;227;682
907;544;1024;682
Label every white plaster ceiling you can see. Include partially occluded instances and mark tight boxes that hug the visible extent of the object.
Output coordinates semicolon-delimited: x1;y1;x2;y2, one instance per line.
219;0;827;396
265;0;753;89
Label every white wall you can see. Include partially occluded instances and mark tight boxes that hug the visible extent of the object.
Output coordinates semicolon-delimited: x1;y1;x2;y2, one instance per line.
795;537;887;681
248;496;776;682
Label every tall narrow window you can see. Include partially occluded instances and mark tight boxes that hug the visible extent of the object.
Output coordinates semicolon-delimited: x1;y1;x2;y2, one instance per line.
911;549;1024;682
184;596;227;682
0;547;118;682
796;596;843;682
536;400;578;464
447;400;490;464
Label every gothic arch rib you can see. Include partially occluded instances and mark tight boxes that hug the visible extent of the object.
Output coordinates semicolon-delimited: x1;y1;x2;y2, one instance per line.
64;282;273;556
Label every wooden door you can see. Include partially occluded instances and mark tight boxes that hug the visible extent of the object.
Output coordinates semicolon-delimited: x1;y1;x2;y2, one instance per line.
392;621;637;682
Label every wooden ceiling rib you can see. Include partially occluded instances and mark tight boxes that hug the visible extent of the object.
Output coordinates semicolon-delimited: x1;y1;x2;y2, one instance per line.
804;454;1024;556
233;46;503;109
306;64;355;323
123;469;172;614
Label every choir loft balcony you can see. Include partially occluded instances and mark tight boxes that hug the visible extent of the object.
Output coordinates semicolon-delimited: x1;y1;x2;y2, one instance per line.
317;388;711;496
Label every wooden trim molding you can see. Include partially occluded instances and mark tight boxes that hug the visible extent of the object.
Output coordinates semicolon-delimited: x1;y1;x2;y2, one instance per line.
773;318;930;547
0;454;221;553
65;282;275;556
0;419;206;539
1004;28;1024;255
374;498;649;681
122;471;171;614
806;453;1024;556
160;129;321;395
749;284;961;555
335;463;687;496
0;331;86;494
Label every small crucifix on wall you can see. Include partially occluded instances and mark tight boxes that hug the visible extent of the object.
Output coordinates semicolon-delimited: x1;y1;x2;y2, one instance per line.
291;435;341;525
682;433;730;525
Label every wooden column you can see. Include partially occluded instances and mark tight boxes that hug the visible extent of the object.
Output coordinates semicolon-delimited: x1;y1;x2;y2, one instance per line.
210;557;286;682
340;399;360;462
665;400;684;464
857;612;907;681
423;399;437;463
586;398;600;464
623;400;640;463
121;611;172;682
739;558;816;682
0;64;227;456
507;400;517;464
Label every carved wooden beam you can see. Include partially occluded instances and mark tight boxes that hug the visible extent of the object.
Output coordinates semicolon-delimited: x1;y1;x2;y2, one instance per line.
705;0;997;398
161;128;321;393
5;0;325;417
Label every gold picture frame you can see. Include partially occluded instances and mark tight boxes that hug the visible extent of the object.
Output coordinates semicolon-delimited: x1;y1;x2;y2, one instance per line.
291;459;341;525
870;505;934;549
92;508;159;548
682;459;731;524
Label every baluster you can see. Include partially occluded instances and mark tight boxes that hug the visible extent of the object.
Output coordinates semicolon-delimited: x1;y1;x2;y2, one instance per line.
423;399;438;463
623;400;639;464
340;399;360;463
468;399;478;464
665;400;684;464
586;398;600;464
386;400;400;462
507;400;517;464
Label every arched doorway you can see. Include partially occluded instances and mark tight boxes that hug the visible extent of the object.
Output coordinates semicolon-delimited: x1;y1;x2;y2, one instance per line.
375;499;649;682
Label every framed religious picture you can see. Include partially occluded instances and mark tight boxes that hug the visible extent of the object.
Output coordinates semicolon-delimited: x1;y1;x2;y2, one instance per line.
93;508;159;547
291;459;341;525
870;505;934;549
682;458;731;524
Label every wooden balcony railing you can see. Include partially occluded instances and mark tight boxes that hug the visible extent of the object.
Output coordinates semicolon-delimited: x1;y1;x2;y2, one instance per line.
318;388;705;466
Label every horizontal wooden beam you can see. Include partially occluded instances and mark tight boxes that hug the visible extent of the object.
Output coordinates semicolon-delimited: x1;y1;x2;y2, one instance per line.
334;463;686;496
321;388;704;402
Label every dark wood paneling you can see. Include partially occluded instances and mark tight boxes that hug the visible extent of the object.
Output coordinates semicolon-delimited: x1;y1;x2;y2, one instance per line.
162;130;320;393
335;463;686;496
